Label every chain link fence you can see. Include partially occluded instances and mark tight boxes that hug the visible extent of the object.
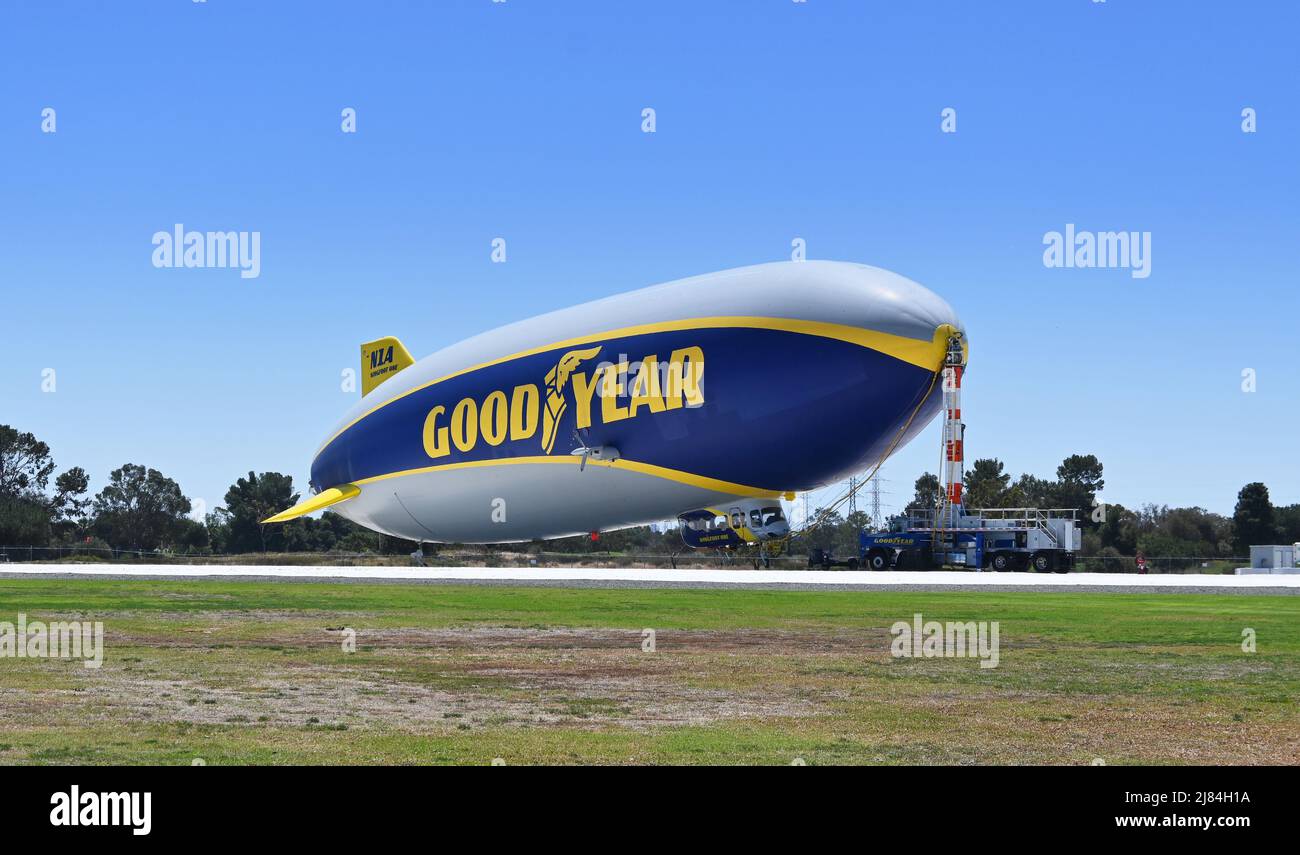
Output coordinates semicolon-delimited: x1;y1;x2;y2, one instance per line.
0;544;1247;573
1072;555;1243;574
0;544;799;569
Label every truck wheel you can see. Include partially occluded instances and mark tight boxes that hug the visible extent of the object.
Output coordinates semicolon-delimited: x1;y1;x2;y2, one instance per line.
991;553;1011;572
1032;553;1051;572
847;558;860;570
867;549;889;571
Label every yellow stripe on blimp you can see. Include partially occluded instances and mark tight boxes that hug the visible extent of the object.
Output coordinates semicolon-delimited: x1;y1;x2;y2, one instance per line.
262;483;361;523
352;456;786;500
317;317;953;457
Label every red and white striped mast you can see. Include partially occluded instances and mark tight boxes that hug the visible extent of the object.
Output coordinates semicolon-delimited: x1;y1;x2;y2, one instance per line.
939;333;966;532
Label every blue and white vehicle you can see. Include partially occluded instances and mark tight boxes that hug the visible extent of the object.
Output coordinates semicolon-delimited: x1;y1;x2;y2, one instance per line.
858;507;1082;572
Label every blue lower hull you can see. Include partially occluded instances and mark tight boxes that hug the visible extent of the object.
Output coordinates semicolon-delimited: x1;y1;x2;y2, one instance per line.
311;325;942;495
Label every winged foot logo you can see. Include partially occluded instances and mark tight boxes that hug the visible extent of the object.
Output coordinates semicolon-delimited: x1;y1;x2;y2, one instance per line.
422;345;705;460
542;346;602;453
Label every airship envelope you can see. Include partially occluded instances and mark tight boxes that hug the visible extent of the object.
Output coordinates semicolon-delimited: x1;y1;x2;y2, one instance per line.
266;261;965;543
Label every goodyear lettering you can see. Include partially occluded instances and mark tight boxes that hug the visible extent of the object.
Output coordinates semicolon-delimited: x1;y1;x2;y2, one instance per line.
480;390;508;446
666;346;704;408
422;405;449;458
601;361;630;423
628;357;666;417
570;372;600;429
510;384;539;440
450;398;477;452
421;347;706;460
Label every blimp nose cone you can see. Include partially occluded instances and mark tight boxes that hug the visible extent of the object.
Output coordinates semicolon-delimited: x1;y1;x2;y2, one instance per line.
761;260;965;351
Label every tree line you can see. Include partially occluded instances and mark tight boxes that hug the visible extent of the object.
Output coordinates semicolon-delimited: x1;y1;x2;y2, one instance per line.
2;424;1296;559
0;425;381;555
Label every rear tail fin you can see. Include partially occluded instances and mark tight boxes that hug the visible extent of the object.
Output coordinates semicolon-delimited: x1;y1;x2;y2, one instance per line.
360;336;414;396
262;483;360;523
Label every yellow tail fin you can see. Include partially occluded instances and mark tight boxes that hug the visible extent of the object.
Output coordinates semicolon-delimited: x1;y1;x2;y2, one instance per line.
360;336;414;396
262;483;360;524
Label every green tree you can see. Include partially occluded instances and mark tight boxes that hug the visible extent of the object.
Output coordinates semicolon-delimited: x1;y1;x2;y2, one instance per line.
0;425;89;545
0;498;48;547
205;508;232;553
1161;506;1229;555
1057;454;1105;491
175;517;211;553
335;530;380;554
313;510;359;552
802;508;844;553
0;425;57;498
223;471;299;553
964;458;1010;508
1273;504;1300;544
1011;473;1055;508
1055;454;1104;523
1232;482;1274;553
832;510;871;555
1097;502;1138;554
910;473;940;510
994;481;1029;508
52;467;92;526
91;463;192;550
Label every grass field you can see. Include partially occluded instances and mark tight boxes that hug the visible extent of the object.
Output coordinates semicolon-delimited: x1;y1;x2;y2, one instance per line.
0;579;1297;765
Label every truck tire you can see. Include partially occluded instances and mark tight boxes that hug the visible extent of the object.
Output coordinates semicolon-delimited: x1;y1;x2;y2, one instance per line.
847;558;860;570
1032;553;1052;572
991;553;1011;572
866;549;890;571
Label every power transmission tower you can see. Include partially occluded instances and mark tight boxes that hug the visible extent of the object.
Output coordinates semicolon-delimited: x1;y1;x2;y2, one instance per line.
870;477;882;530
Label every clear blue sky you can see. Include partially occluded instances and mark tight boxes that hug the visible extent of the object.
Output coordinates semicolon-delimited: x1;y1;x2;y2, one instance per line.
3;1;1296;519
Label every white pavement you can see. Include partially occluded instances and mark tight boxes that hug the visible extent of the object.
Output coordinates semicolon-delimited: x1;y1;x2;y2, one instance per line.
2;563;1298;588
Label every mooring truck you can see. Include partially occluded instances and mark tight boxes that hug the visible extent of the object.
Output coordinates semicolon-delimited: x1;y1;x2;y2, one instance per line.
851;329;1080;572
858;507;1081;572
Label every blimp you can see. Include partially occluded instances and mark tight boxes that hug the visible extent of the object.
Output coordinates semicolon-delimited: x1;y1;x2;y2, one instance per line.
264;261;966;546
